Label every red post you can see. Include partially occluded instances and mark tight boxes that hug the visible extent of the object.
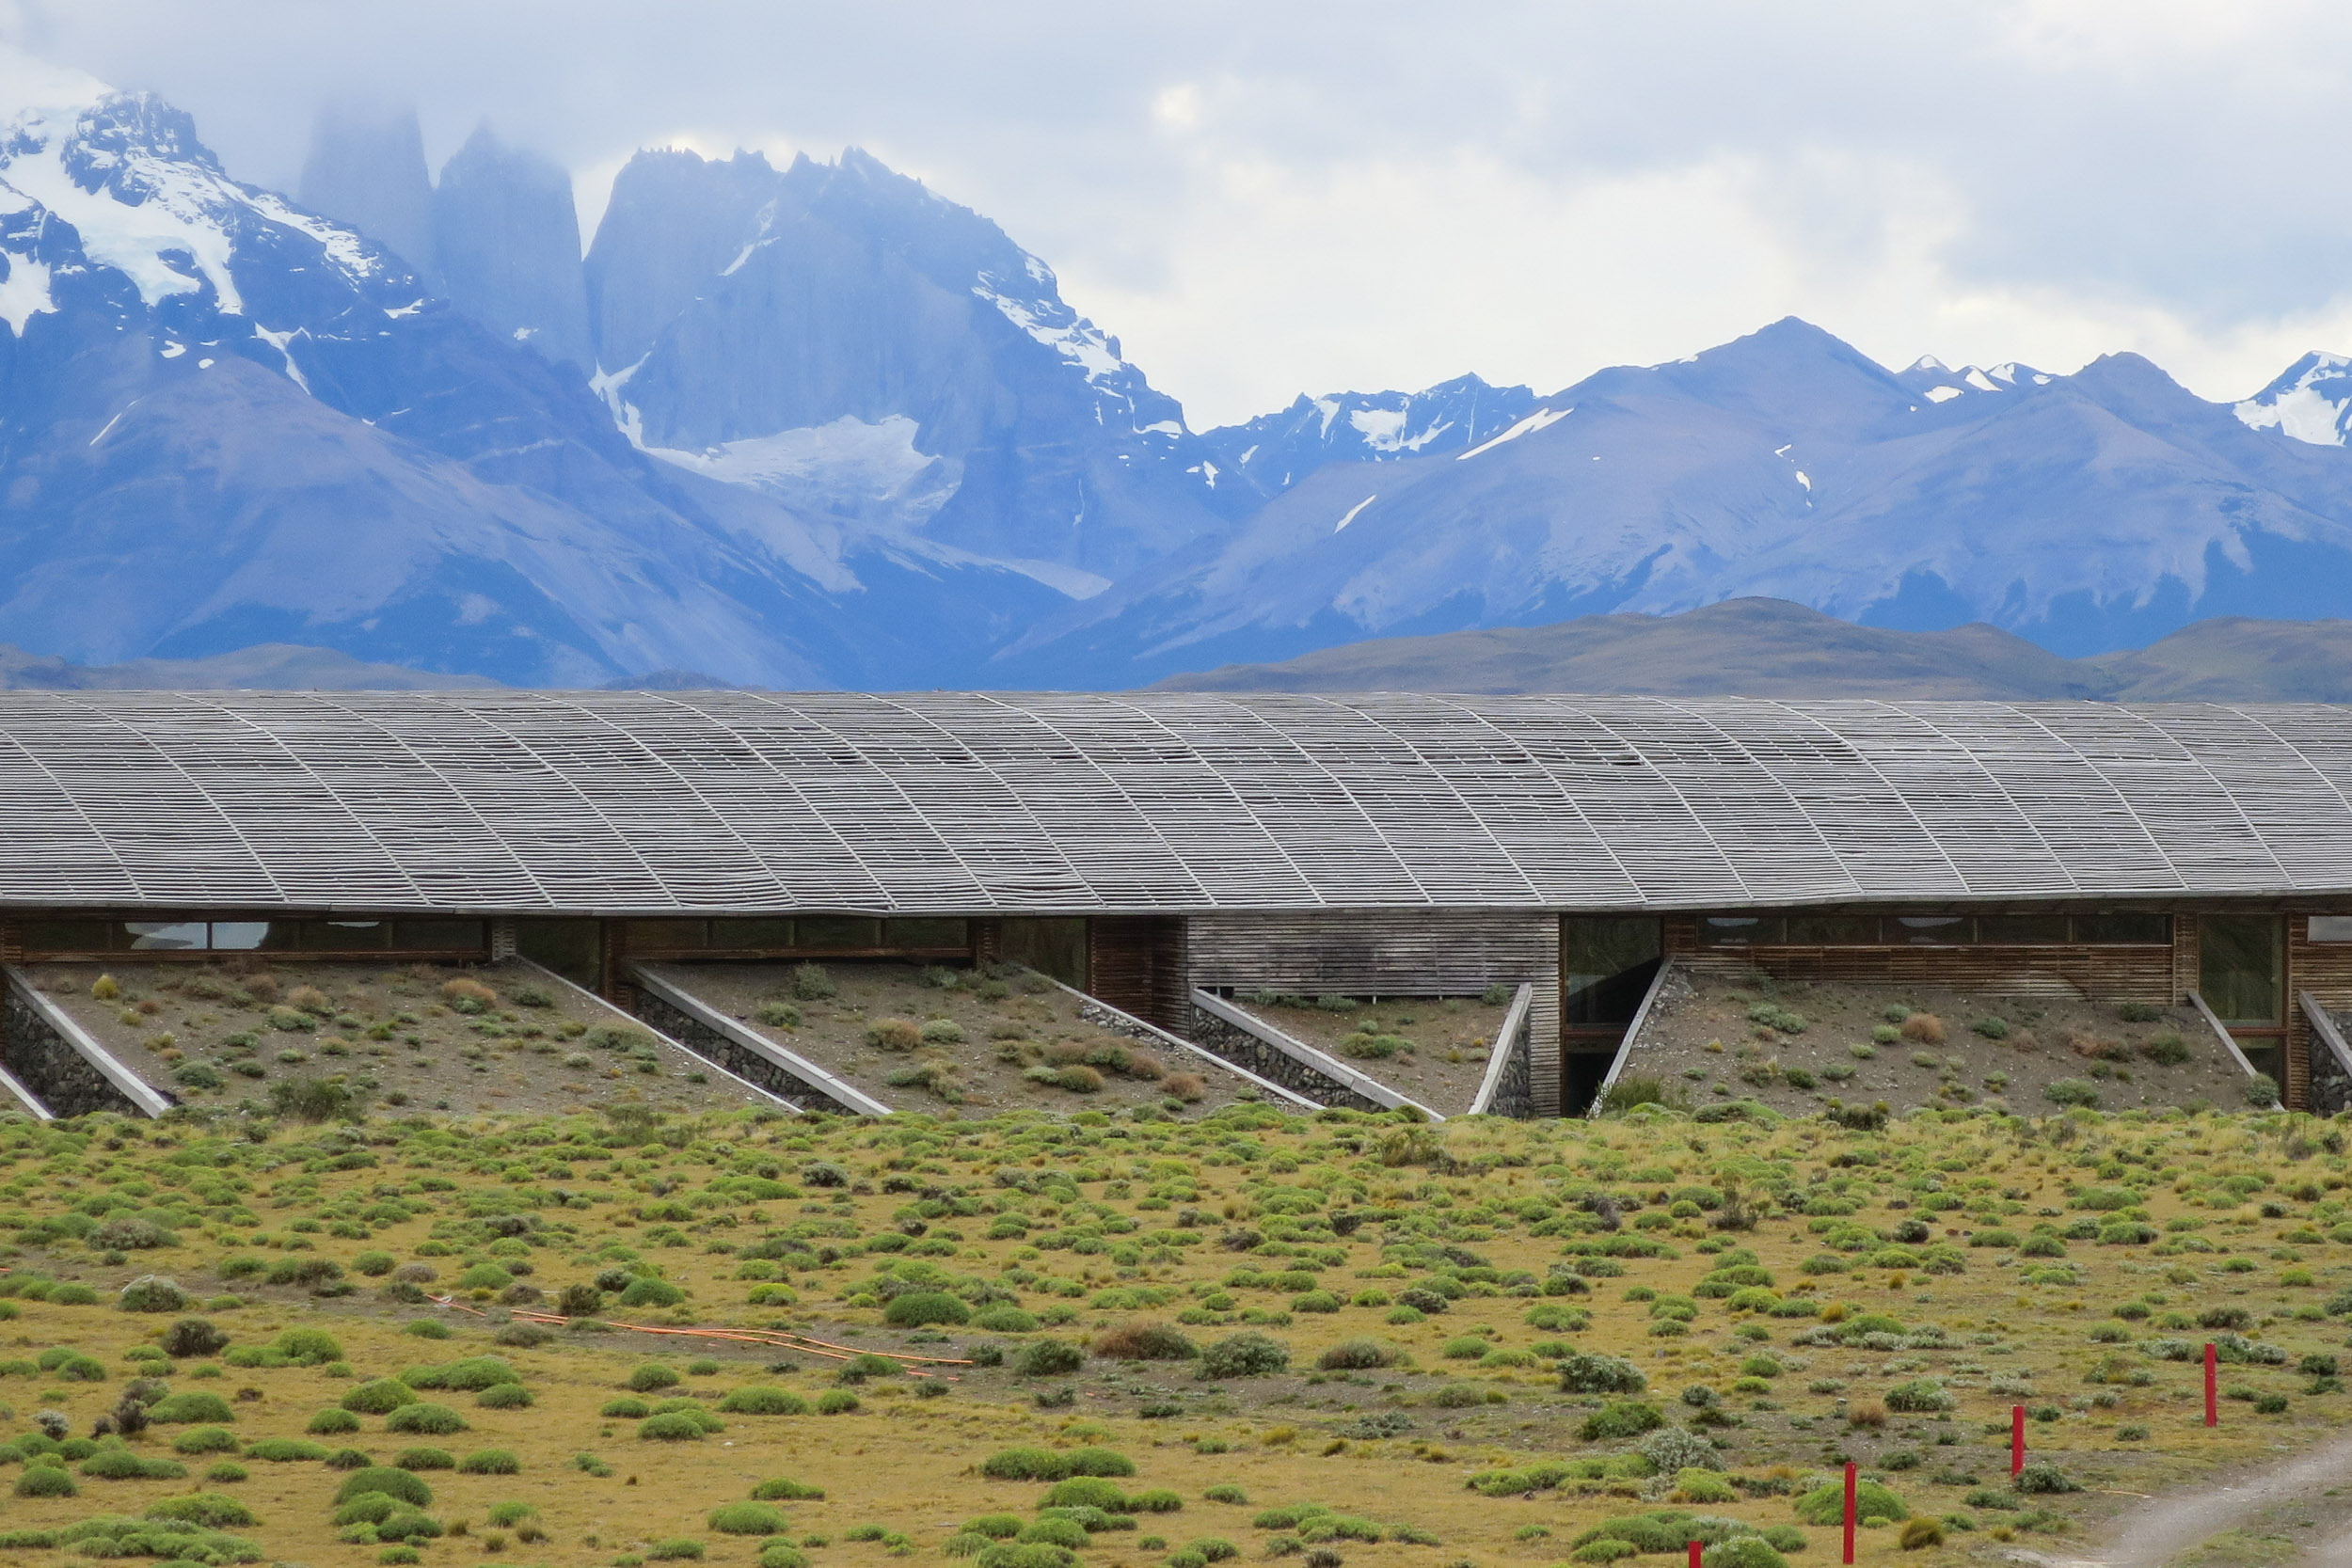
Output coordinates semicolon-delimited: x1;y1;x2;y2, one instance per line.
1689;1542;1703;1568
2010;1403;2026;1475
1842;1460;1857;1564
2205;1341;2218;1427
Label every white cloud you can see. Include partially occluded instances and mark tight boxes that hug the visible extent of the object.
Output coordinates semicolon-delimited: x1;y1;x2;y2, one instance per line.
17;0;2352;423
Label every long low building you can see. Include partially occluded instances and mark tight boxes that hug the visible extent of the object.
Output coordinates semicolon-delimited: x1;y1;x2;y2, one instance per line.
0;689;2348;1117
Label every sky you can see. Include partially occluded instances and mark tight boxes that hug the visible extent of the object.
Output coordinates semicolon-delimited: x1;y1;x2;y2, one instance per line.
9;0;2352;427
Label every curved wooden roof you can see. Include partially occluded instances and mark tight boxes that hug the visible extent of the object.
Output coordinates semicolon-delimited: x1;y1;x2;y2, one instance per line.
0;690;2345;914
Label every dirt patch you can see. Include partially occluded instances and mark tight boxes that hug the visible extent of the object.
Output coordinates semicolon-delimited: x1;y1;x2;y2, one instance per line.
643;959;1259;1116
1621;966;2259;1117
21;958;774;1117
1229;991;1510;1114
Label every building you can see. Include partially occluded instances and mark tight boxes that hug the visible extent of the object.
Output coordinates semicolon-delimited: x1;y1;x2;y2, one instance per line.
0;689;2347;1118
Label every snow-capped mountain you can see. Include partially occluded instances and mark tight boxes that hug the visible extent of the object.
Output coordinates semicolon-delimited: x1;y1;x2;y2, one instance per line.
0;51;980;686
584;146;1233;580
996;318;2352;685
1198;374;1539;497
2235;352;2352;447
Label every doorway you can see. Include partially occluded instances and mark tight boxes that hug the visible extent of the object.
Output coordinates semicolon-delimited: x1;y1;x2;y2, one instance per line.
2201;912;2284;1091
1561;916;1662;1113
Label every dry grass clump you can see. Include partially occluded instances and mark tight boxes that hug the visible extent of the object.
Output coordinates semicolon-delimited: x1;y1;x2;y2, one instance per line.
1898;1013;1945;1045
865;1018;923;1051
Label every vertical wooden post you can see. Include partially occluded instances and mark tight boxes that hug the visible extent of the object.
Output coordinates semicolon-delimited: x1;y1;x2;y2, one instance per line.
2010;1404;2025;1475
2205;1341;2218;1427
1842;1461;1857;1564
1688;1542;1701;1568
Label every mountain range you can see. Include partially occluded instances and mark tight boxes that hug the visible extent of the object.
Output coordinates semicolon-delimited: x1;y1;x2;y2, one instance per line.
7;48;2352;691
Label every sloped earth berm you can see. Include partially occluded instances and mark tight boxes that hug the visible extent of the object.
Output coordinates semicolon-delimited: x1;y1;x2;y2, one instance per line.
1624;970;2260;1119
642;960;1259;1117
1220;992;1512;1115
19;959;771;1117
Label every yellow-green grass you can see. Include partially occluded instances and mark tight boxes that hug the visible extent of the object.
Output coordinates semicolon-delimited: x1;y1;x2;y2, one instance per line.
0;1100;2340;1568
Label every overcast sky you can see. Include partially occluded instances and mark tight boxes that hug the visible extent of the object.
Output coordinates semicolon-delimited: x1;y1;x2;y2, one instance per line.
11;0;2352;425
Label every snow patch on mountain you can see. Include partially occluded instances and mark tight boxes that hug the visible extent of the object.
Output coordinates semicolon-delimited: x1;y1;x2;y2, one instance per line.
1458;405;1568;460
2236;352;2352;446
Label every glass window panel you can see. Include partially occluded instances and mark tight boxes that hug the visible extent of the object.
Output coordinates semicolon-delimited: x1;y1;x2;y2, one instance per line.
516;919;600;990
707;919;795;949
123;922;208;951
2077;912;2171;944
210;923;273;950
999;918;1087;986
1699;916;1782;946
19;921;116;953
622;919;707;950
885;918;970;950
390;919;486;952
1784;913;1883;945
298;920;386;951
795;917;882;951
1977;913;2070;944
2201;914;2282;1025
1891;914;1969;945
2310;916;2352;943
1563;918;1662;1026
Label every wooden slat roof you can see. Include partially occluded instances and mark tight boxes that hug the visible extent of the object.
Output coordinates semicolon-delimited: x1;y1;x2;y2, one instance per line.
1;690;2349;914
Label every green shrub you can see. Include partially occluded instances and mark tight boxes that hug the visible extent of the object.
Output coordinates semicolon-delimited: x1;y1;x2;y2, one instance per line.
1578;1402;1663;1441
79;1448;187;1481
309;1408;363;1435
1198;1333;1289;1380
648;1538;707;1560
336;1466;435;1507
760;1545;811;1568
2013;1463;2079;1495
172;1427;240;1455
1042;1478;1127;1512
641;1413;711;1440
385;1403;465;1435
270;1327;344;1365
1315;1338;1396;1370
147;1391;236;1424
245;1438;330;1463
619;1277;687;1308
1706;1538;1788;1568
14;1465;74;1497
1558;1353;1648;1395
628;1364;684;1392
602;1397;653;1418
1796;1481;1908;1524
476;1383;533;1409
883;1291;971;1327
1016;1340;1086;1378
975;1307;1038;1333
751;1478;826;1501
815;1390;861;1415
343;1379;417;1415
2043;1079;2102;1109
145;1492;256;1528
459;1449;521;1474
719;1386;811;1416
711;1503;794;1536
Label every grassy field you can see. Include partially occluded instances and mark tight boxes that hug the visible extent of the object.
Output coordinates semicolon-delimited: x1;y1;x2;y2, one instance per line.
0;1097;2342;1568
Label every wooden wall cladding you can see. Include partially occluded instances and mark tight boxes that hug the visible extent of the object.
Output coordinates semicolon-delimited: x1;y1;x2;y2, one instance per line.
1187;911;1563;1116
2287;917;2352;1110
1088;917;1190;1034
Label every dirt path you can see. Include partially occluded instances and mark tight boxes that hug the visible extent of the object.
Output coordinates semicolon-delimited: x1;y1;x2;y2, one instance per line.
2039;1431;2352;1568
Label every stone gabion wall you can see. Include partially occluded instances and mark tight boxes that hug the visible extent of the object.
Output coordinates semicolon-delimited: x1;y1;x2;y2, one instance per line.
1;991;140;1117
2313;1012;2352;1116
627;991;858;1117
1477;1020;1534;1118
1182;1005;1385;1113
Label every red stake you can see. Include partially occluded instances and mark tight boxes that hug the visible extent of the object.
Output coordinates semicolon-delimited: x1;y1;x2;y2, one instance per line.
2010;1403;2026;1475
1842;1460;1857;1564
2205;1341;2218;1427
1689;1542;1702;1568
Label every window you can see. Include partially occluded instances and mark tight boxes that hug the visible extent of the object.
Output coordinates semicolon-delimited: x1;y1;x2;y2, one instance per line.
1562;918;1662;1027
2075;912;2170;945
885;918;970;949
1785;913;1883;945
1890;914;1968;945
123;922;208;951
795;917;882;950
2311;916;2352;943
19;920;117;953
707;918;795;949
1977;913;2069;944
2200;913;2283;1027
389;920;485;953
1699;916;1782;946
